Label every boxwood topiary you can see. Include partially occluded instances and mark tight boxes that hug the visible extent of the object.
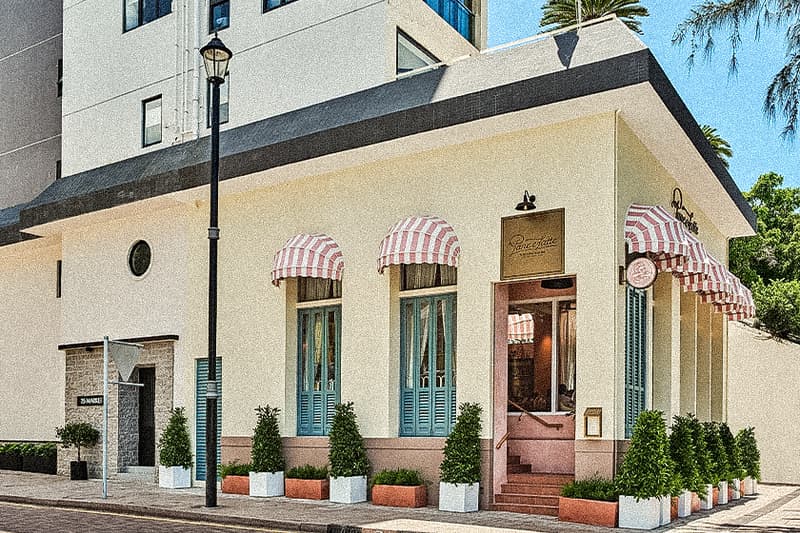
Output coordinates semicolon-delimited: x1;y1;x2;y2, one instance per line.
670;414;703;495
158;407;193;469
440;403;482;485
736;427;761;481
702;422;728;485
615;410;673;500
328;402;369;478
251;405;284;473
719;422;743;483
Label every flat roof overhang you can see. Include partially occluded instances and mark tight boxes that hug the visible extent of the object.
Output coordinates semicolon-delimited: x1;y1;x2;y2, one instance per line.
8;20;755;245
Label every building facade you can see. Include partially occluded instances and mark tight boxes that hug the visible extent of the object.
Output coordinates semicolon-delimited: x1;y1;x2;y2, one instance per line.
0;2;757;513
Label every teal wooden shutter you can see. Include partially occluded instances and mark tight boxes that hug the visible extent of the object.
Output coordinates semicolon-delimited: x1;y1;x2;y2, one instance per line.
297;306;340;436
195;358;222;481
400;294;456;437
624;286;647;438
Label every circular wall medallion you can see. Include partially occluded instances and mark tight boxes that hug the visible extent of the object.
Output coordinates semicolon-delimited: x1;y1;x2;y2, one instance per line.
626;256;657;289
128;240;152;277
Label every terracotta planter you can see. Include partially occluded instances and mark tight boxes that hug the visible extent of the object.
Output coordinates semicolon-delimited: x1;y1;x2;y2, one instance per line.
740;479;746;494
558;497;618;528
712;487;719;506
371;484;427;508
670;496;678;521
728;486;734;501
691;492;701;513
221;475;249;495
285;478;329;500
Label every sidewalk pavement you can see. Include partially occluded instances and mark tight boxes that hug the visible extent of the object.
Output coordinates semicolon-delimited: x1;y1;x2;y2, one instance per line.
1;471;798;532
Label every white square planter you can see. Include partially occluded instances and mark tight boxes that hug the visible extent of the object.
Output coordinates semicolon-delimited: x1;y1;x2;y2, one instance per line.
330;475;367;503
158;465;191;489
619;495;661;530
659;496;672;526
744;476;757;495
678;490;692;517
439;482;479;513
700;484;714;510
718;481;729;505
731;478;741;500
249;471;284;497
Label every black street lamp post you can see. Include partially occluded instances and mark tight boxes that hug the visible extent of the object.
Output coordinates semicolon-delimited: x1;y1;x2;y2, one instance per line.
199;34;232;509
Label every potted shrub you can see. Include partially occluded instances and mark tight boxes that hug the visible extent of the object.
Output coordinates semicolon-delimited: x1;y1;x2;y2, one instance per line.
558;475;618;527
615;410;673;530
157;407;193;488
249;405;285;497
687;415;712;512
736;427;760;495
220;461;251;495
703;422;729;505
439;402;482;513
328;402;369;503
285;464;329;500
719;422;743;500
669;414;703;517
371;469;427;508
0;443;22;471
56;422;100;480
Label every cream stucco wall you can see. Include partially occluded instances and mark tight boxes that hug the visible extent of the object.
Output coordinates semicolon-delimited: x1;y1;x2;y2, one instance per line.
61;0;481;176
728;322;800;484
0;240;64;440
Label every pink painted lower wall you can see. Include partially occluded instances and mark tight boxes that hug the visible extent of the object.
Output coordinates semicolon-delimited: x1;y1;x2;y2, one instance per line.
222;436;495;509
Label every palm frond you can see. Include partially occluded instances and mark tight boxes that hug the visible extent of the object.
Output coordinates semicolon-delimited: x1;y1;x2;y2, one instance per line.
540;0;649;34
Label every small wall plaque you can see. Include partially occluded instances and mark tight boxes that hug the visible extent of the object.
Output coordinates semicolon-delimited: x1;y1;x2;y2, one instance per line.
501;209;565;280
77;395;103;407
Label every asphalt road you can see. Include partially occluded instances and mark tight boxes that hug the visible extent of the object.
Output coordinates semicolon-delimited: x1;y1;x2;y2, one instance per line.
0;502;297;533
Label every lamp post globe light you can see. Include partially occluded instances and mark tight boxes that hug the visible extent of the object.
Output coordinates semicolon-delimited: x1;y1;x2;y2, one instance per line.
200;34;232;509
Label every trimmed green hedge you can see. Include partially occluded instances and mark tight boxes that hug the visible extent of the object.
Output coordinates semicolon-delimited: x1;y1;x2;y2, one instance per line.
371;469;425;487
561;476;618;502
286;464;328;480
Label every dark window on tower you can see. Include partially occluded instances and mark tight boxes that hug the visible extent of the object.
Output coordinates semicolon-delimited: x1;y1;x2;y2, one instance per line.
210;0;230;32
142;95;162;147
56;260;62;299
57;59;63;97
56;160;61;180
124;0;172;32
263;0;298;12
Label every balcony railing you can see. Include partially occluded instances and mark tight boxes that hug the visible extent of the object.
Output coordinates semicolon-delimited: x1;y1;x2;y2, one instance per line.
424;0;474;44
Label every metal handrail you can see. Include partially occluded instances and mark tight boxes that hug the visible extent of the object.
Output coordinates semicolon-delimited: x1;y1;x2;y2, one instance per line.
508;400;564;430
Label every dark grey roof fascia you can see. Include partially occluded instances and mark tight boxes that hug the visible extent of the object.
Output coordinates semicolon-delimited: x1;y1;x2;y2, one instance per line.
0;202;40;246
14;25;755;240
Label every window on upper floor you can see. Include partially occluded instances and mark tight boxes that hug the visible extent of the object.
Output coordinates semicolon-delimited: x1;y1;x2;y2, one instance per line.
142;95;162;147
57;59;63;97
396;30;438;76
263;0;298;12
424;0;474;43
206;74;230;127
210;0;230;32
125;0;172;32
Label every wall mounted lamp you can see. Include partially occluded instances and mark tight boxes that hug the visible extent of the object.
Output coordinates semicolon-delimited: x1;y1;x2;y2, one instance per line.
515;190;536;211
584;407;602;438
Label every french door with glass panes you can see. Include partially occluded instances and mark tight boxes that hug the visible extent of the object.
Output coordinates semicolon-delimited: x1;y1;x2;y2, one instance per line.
297;306;340;435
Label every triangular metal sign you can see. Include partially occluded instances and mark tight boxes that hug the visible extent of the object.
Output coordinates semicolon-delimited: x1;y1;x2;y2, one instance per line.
109;341;142;383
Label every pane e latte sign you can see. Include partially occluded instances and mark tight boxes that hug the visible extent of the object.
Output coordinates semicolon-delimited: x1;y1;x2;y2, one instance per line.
501;209;565;280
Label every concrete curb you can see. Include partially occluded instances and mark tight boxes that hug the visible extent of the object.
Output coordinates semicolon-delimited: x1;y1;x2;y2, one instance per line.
0;494;361;532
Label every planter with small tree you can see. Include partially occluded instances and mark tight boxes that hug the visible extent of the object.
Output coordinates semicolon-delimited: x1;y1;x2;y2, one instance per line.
157;407;193;488
371;469;427;508
220;461;251;495
669;414;704;518
249;405;285;497
687;415;712;512
328;402;370;503
439;402;482;513
615;410;674;530
56;422;100;480
719;422;743;500
285;464;329;500
558;475;619;527
736;427;760;495
703;422;729;505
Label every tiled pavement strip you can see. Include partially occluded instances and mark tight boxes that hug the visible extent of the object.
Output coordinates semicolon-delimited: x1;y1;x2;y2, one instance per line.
0;471;798;532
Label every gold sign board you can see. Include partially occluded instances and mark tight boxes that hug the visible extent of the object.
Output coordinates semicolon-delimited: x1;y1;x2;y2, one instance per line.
501;209;565;280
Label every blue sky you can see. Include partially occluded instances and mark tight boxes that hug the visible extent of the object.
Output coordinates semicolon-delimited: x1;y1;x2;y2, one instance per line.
488;0;799;192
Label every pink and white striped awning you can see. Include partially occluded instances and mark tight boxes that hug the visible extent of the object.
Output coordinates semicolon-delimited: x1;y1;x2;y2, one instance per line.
271;233;344;286
377;216;461;274
654;232;711;277
508;314;534;343
625;204;690;258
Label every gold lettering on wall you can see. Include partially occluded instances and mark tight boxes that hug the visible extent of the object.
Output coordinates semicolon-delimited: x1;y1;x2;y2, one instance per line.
501;209;565;279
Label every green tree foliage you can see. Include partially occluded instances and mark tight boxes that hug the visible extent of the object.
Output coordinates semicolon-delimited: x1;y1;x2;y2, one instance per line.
615;410;673;499
328;402;369;478
675;1;800;138
687;415;712;495
701;125;733;168
55;422;100;462
440;403;482;484
251;405;284;473
719;422;744;482
670;415;703;494
729;172;800;338
735;427;761;481
702;422;728;485
540;0;649;34
158;407;193;469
